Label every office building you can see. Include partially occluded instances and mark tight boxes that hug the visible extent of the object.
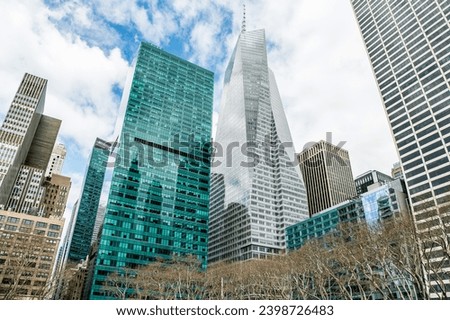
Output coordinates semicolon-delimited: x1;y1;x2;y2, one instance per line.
5;114;62;215
0;73;47;206
62;260;89;300
91;205;105;244
287;179;408;249
208;26;308;263
6;165;47;216
286;179;412;299
392;162;404;179
0;73;70;299
45;143;66;177
355;170;394;195
90;42;214;299
0;210;64;299
351;0;450;298
53;200;78;299
40;174;71;218
68;138;111;262
299;140;357;216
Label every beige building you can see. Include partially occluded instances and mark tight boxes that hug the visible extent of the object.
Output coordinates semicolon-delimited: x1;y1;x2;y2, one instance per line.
298;140;357;216
0;74;70;300
0;210;64;299
41;174;71;218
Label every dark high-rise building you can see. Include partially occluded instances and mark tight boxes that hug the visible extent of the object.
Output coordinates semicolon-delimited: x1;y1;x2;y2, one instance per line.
68;138;111;262
90;42;214;299
23;115;61;171
350;0;450;298
299;140;357;216
208;27;309;263
354;170;394;195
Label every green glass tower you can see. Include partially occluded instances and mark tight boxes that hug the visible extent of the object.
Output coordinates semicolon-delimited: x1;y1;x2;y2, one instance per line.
90;42;213;299
68;138;111;262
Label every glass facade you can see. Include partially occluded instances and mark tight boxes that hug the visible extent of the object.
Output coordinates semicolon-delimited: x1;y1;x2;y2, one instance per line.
90;42;213;299
209;29;308;263
68;138;111;262
286;180;408;250
354;170;394;195
351;0;450;298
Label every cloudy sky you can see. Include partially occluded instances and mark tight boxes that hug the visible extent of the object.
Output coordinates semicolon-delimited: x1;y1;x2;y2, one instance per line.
0;0;399;216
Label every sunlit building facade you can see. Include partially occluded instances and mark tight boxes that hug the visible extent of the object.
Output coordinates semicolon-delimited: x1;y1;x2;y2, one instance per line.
0;74;47;207
286;179;408;249
208;28;308;263
0;73;69;299
90;42;213;299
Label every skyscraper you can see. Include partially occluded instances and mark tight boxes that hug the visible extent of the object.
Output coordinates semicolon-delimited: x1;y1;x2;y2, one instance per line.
350;0;450;298
45;143;66;177
91;205;106;244
40;174;71;218
6;114;61;215
0;73;47;206
68;138;111;262
90;42;213;299
208;27;308;263
354;169;394;195
0;73;69;299
299;140;357;216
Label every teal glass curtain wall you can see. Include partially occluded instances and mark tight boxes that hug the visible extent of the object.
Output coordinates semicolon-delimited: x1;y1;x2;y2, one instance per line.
68;138;111;262
90;42;213;299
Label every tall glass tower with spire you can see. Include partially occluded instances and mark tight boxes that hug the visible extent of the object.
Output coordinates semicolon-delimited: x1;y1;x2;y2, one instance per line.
208;24;309;263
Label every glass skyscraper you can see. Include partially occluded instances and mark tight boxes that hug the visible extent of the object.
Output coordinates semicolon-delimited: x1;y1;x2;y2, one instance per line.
90;42;213;299
208;28;308;263
350;0;449;298
68;138;111;262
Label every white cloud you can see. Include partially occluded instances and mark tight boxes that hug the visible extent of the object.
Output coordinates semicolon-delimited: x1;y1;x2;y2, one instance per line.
227;0;399;176
0;0;400;218
0;0;129;216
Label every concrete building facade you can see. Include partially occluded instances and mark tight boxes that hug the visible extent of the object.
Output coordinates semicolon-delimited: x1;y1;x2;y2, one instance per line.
350;0;450;298
299;140;357;216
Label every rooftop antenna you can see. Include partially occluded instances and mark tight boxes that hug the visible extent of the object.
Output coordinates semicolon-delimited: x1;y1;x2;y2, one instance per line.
242;3;247;32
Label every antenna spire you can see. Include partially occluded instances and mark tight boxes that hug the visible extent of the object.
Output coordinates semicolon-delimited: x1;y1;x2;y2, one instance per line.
242;3;246;32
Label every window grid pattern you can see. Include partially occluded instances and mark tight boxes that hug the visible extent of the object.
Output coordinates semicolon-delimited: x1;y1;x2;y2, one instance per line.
209;29;308;263
351;0;450;298
90;42;213;299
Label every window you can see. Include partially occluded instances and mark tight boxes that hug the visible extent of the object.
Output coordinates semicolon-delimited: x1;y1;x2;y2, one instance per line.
47;231;59;238
22;219;33;226
35;222;47;228
49;224;60;231
4;225;17;231
6;217;19;224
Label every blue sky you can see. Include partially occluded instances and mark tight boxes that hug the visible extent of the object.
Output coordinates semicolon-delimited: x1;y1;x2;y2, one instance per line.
0;0;399;216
